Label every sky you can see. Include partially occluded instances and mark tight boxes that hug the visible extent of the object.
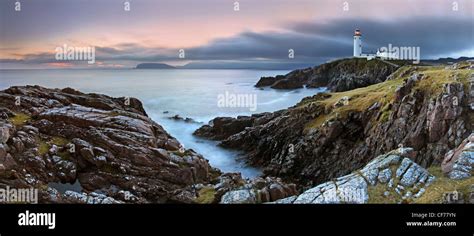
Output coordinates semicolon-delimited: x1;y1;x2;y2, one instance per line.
0;0;473;69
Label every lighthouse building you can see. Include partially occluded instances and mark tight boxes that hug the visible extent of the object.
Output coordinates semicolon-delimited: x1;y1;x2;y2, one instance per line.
353;28;398;60
353;29;362;57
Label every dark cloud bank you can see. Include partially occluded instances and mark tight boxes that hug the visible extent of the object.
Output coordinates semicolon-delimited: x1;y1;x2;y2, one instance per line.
3;16;473;69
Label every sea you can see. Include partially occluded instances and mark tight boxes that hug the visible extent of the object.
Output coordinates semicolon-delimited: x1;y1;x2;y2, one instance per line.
0;69;325;178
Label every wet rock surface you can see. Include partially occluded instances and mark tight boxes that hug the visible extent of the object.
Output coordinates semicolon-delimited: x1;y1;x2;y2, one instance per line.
0;86;221;203
193;114;270;140
167;114;203;124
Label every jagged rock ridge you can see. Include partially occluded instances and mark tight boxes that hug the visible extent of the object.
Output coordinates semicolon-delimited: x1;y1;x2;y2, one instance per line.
0;85;300;204
196;64;473;189
255;58;399;91
0;86;217;203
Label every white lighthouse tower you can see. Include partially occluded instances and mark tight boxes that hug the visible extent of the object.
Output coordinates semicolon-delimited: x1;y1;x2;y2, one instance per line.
353;29;362;57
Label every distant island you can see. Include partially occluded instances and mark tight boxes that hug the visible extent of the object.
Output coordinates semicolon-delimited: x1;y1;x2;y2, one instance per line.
135;61;316;70
135;63;176;69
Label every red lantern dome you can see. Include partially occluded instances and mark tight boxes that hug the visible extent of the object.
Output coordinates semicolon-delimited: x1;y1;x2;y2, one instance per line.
354;29;361;36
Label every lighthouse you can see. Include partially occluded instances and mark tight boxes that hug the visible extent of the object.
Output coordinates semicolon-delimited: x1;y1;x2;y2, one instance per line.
353;29;362;57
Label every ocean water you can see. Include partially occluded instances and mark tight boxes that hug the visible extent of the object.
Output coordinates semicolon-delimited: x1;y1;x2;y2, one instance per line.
0;69;324;178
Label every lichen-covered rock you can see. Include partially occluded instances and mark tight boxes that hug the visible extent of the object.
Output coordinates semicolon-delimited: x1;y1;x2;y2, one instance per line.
220;189;257;204
269;195;297;204
63;191;122;204
293;174;368;204
276;148;435;204
377;168;392;183
0;122;12;144
215;174;298;204
442;133;474;179
399;162;429;187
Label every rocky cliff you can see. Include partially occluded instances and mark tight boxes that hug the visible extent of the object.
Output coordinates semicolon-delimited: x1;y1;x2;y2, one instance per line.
0;86;300;204
272;136;473;204
0;86;221;203
196;63;473;190
220;135;473;204
255;58;399;91
0;86;218;202
1;62;472;204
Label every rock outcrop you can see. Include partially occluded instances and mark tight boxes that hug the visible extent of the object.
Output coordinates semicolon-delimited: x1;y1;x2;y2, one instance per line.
216;174;297;204
193;114;271;140
442;133;474;179
167;114;202;124
1;63;471;205
190;172;298;204
197;65;472;189
0;86;220;203
272;148;436;204
255;58;398;91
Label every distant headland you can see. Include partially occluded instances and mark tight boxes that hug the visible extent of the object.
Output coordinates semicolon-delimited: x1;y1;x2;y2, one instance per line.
135;63;176;69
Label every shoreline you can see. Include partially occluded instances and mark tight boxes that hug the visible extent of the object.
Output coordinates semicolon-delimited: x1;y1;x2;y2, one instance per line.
1;59;472;204
0;85;300;203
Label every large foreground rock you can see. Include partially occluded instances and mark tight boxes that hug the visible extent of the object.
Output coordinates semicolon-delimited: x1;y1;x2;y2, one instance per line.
273;148;435;204
191;172;297;204
0;86;220;203
442;133;474;179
